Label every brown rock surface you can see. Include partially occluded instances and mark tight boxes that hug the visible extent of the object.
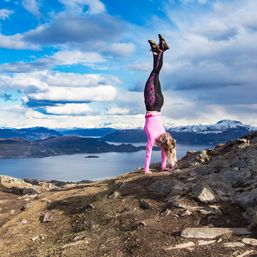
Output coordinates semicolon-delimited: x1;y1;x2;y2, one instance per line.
1;132;257;257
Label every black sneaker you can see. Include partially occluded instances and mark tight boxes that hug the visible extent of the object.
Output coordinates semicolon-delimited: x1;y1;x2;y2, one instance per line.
158;34;169;51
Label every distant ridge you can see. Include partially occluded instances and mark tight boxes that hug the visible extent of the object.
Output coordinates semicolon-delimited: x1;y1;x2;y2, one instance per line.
102;120;256;145
0;136;144;158
0;120;256;146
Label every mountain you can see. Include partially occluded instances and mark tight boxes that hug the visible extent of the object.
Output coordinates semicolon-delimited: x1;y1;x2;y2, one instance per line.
0;127;62;141
1;131;257;256
0;136;144;158
171;119;252;133
58;128;116;137
102;129;147;143
0;127;116;141
1;120;255;146
102;120;256;145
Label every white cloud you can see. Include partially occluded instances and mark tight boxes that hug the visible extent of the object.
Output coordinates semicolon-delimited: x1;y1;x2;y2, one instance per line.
128;62;151;72
58;0;105;14
105;42;135;57
106;106;130;115
0;104;145;128
22;0;40;17
26;85;117;102
0;33;36;49
0;50;107;72
0;70;120;90
0;9;13;20
45;103;95;115
48;50;105;65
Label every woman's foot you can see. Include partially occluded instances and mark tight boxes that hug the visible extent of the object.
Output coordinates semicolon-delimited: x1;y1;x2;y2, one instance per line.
158;34;169;51
148;39;161;54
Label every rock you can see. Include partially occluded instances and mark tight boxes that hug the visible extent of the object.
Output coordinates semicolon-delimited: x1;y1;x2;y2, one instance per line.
197;240;216;246
148;179;187;195
186;150;197;156
181;227;251;239
219;169;251;188
19;218;28;224
20;202;32;211
223;242;245;248
241;238;257;246
10;209;15;214
20;194;39;199
199;205;222;215
164;241;195;250
192;182;216;203
108;191;120;199
136;220;147;228
160;209;171;217
166;195;198;210
41;198;51;203
233;189;257;208
74;234;87;241
31;235;40;242
180;209;192;217
139;199;151;209
40;212;53;223
0;175;40;195
86;203;95;209
62;240;88;249
236;250;254;257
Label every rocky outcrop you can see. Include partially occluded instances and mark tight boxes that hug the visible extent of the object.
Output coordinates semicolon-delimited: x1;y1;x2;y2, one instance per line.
0;131;257;257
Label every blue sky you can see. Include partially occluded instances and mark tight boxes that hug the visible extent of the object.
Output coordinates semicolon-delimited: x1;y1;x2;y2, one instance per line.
0;0;257;128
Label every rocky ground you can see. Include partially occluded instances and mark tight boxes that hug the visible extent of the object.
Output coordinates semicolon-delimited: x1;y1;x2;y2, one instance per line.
0;132;257;257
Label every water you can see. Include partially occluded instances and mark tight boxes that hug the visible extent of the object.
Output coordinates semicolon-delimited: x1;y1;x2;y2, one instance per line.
0;144;211;181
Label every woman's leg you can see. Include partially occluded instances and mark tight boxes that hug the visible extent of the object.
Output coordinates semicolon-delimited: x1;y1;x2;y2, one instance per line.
144;51;164;111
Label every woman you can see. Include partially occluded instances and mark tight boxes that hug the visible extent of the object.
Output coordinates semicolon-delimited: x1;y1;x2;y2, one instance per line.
144;34;177;174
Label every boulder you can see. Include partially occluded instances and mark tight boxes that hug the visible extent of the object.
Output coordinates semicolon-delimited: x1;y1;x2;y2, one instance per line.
148;179;188;195
181;227;251;239
0;175;40;195
192;182;216;203
241;238;257;246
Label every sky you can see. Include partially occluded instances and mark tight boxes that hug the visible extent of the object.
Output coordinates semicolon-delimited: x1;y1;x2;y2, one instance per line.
0;0;257;128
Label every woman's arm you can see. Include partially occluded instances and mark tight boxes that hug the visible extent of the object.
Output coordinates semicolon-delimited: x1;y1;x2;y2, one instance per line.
144;138;155;173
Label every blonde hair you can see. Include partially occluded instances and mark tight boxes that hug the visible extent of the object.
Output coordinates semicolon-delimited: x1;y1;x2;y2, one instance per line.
155;132;177;165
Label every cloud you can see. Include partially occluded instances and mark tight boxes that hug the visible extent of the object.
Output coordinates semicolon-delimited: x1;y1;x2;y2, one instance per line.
159;0;257;108
22;0;41;17
0;104;145;128
0;9;13;20
45;103;95;115
0;50;106;72
49;50;105;65
0;70;119;110
128;62;151;72
24;13;125;46
106;106;130;115
0;70;120;90
0;33;36;49
58;0;105;14
25;85;117;103
104;43;135;57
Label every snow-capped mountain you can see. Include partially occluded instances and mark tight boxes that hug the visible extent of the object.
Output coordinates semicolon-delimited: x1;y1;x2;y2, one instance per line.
171;120;255;134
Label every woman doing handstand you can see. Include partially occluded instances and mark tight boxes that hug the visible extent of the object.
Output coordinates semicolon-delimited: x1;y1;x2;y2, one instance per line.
144;34;177;174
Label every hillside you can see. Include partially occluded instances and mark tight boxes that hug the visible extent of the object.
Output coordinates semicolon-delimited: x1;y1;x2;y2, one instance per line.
0;137;144;158
0;132;257;256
